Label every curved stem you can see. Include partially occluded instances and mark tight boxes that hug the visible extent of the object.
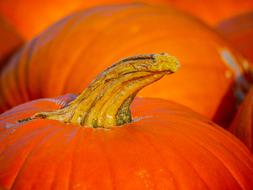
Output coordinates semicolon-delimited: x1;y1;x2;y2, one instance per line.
32;53;180;128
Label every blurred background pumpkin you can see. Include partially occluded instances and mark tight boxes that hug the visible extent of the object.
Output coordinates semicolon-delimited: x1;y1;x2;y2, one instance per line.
0;0;252;39
217;12;253;66
0;16;23;69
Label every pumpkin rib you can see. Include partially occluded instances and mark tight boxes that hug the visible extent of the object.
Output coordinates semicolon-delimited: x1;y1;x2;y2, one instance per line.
120;128;179;189
21;39;45;102
68;129;87;190
46;128;80;190
65;127;102;189
67;128;84;190
9;125;66;189
21;39;39;103
137;130;209;189
0;122;54;156
183;118;253;163
12;124;76;189
12;50;27;107
0;124;60;189
171;125;251;189
37;14;95;98
186;119;253;173
176;119;253;172
27;14;83;100
135;130;179;189
2;50;33;110
138;123;238;189
145;104;253;162
140;124;244;189
100;125;182;189
2;59;23;109
70;128;118;189
98;134;118;189
61;126;83;190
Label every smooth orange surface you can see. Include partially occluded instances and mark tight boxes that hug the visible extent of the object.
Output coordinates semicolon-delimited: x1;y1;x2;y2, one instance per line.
167;0;253;26
217;12;253;65
0;0;168;39
0;95;253;189
0;4;249;126
230;87;253;152
0;17;23;68
0;0;253;39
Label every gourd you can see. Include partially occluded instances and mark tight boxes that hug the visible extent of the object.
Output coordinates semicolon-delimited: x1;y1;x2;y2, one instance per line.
217;12;253;65
1;53;253;189
0;4;250;127
167;0;253;26
1;0;253;39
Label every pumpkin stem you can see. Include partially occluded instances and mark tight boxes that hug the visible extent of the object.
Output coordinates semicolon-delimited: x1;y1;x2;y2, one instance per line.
32;53;180;128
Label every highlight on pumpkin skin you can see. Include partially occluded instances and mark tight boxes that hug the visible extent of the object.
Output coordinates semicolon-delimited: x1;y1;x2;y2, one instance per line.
26;53;180;128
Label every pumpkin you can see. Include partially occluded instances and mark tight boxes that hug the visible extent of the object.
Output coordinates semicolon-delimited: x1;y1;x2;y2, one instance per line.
0;16;22;69
217;12;253;66
0;4;250;126
229;86;253;152
0;0;168;39
1;54;253;189
1;0;253;39
166;0;253;26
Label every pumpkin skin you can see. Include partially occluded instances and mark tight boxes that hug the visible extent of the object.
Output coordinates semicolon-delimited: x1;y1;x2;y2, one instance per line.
0;0;168;39
167;0;253;26
1;95;253;189
0;17;22;69
217;12;253;65
229;86;253;152
1;0;253;39
0;4;249;126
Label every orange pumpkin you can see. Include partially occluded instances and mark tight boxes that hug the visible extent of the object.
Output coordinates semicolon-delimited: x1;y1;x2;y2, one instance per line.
229;86;253;152
0;4;250;126
1;54;253;189
167;0;253;26
0;17;23;68
1;0;252;39
217;12;253;65
0;0;168;39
